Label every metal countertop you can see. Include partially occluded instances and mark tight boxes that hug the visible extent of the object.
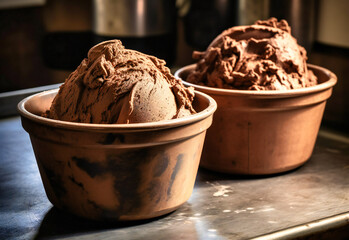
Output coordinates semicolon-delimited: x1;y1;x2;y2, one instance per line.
0;116;349;240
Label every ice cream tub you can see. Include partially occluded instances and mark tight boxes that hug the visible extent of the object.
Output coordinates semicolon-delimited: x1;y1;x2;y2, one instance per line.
175;64;337;175
18;89;217;221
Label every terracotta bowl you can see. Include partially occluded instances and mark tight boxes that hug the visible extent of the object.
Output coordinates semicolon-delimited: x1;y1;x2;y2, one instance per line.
18;89;217;221
175;64;337;175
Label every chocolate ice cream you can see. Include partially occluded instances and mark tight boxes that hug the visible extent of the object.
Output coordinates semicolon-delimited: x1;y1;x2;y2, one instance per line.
187;18;317;90
46;40;195;123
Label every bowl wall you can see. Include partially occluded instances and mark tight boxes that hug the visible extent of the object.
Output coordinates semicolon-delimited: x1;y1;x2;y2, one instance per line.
175;64;337;175
18;89;217;220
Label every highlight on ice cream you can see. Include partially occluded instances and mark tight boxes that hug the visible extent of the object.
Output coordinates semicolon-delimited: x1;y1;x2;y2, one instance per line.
45;40;196;124
187;18;318;91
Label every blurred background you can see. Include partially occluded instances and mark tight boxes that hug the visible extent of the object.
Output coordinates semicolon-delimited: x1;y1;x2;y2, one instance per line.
0;0;348;132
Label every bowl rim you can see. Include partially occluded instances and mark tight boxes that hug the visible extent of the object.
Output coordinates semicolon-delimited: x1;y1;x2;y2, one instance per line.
17;89;217;131
174;64;337;97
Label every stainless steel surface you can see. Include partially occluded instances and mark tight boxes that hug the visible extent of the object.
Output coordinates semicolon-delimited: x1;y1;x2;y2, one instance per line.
253;212;349;240
239;0;316;51
237;0;269;26
93;0;175;37
184;0;316;51
0;83;61;118
1;114;349;239
0;0;45;9
268;0;316;51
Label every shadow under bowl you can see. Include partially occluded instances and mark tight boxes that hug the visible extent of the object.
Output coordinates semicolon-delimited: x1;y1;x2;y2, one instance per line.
175;64;337;175
18;89;217;221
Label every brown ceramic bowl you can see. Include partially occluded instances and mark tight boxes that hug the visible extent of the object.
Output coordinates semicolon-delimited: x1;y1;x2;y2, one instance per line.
175;64;337;175
18;89;216;221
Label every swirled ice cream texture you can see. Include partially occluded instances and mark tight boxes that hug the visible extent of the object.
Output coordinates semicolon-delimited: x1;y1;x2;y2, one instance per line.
187;18;317;90
46;40;195;123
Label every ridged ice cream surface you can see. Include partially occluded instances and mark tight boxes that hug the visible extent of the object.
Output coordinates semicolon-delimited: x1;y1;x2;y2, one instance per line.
187;18;317;90
45;40;196;124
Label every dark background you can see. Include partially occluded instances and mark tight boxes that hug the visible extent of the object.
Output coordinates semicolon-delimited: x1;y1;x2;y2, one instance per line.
0;0;348;132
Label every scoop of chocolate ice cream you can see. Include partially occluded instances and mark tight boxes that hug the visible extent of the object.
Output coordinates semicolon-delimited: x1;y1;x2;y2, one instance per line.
187;18;317;90
46;40;195;124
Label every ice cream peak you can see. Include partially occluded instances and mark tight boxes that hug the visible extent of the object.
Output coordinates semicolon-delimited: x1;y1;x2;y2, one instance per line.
187;18;317;90
46;40;196;124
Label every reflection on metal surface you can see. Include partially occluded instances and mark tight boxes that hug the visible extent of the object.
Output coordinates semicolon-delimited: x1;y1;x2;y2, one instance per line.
252;212;349;240
318;129;349;144
0;0;45;9
93;0;175;37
